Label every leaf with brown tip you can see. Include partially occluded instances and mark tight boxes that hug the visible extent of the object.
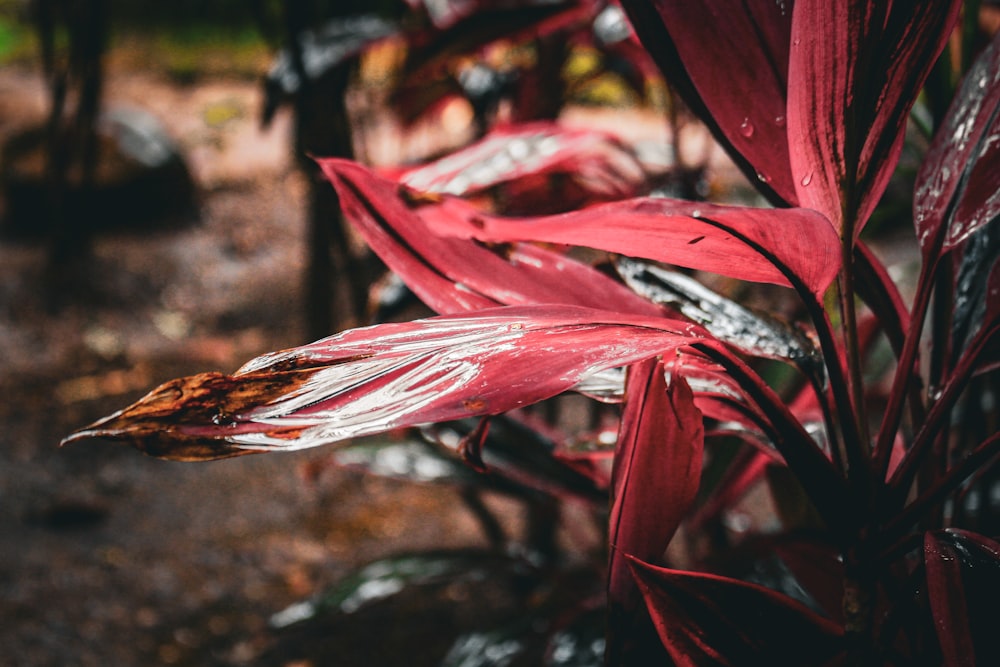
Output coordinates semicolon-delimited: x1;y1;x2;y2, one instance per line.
63;306;704;460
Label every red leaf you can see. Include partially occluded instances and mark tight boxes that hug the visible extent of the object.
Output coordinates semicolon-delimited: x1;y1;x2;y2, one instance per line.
787;0;961;238
318;158;664;317
62;306;704;460
618;0;797;205
924;529;1000;667
422;195;840;297
915;30;1000;258
853;242;910;357
395;122;648;206
608;358;703;611
627;556;843;666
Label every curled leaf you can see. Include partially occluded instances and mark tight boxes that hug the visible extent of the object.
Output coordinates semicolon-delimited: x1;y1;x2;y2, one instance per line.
608;358;703;611
607;357;703;665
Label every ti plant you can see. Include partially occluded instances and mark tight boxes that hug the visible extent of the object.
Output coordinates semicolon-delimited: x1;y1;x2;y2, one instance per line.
65;1;1000;665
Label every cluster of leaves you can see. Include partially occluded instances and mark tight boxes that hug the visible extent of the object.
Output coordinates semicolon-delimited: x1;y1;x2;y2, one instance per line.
65;0;1000;665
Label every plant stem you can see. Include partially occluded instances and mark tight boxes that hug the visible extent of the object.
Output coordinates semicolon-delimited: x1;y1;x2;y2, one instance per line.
873;260;937;480
839;240;872;477
843;538;878;667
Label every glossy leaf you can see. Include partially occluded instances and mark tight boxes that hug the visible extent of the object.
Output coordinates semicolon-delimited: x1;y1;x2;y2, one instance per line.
608;358;703;613
62;306;704;460
628;556;842;666
395;122;647;203
951;216;1000;364
787;0;961;237
617;0;796;205
318;158;664;317
924;529;1000;667
421;194;840;297
616;257;821;373
915;30;1000;257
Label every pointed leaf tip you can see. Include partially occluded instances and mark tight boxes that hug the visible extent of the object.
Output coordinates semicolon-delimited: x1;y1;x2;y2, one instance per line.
63;306;706;460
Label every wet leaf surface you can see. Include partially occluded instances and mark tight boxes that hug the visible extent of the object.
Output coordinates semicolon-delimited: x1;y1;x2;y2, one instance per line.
915;31;1000;257
951;216;1000;364
618;0;796;205
396;122;648;204
319;159;665;317
787;0;960;236
924;529;1000;666
418;191;841;297
616;257;821;373
64;306;705;459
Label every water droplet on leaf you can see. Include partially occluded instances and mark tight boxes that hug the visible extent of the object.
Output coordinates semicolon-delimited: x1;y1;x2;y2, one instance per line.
800;172;813;186
774;114;786;127
756;170;771;184
739;118;755;138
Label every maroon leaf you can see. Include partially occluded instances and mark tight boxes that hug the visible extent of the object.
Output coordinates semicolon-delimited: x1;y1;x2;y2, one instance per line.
395;122;648;205
608;358;703;611
853;242;910;357
924;529;1000;666
62;306;704;460
627;556;843;666
618;0;797;205
691;342;851;536
915;30;1000;258
421;194;840;297
787;0;961;238
317;158;663;317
